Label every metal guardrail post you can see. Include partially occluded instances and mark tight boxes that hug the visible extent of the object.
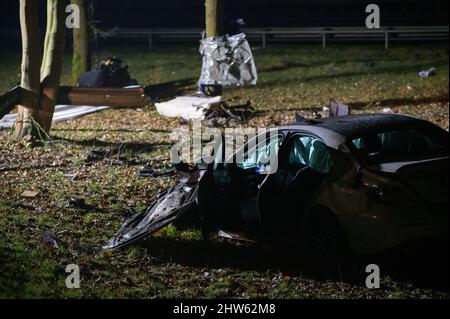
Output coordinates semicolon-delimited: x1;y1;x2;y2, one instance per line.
322;32;327;49
149;33;153;49
385;32;389;50
262;32;266;48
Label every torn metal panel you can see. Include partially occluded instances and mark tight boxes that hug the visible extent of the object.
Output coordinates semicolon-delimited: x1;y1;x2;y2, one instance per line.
199;33;258;88
217;230;259;244
104;171;205;250
58;86;149;108
0;104;110;130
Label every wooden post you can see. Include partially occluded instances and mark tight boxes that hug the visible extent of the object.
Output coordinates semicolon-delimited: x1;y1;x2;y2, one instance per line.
205;0;224;38
13;0;42;140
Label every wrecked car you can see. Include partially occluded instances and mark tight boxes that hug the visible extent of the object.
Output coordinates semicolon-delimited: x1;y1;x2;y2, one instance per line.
105;114;449;258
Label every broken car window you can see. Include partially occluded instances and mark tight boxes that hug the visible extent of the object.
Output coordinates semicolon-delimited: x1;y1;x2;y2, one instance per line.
352;126;449;164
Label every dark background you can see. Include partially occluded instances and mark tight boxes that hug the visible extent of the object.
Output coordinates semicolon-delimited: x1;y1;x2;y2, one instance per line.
0;0;448;29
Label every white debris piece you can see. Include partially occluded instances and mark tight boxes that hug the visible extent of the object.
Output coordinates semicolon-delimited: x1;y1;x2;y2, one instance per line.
419;67;436;78
0;105;109;130
155;95;222;121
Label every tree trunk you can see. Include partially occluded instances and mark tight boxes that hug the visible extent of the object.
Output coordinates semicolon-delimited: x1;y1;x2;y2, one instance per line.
205;0;224;38
39;0;66;133
13;0;42;140
71;0;90;85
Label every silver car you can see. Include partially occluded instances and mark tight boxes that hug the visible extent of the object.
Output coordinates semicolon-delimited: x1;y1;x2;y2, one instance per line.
105;114;449;259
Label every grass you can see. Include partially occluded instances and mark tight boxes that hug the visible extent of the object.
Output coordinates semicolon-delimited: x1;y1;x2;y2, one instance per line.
0;42;449;299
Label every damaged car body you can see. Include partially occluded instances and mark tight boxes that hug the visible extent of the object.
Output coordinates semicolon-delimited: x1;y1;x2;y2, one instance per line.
105;114;449;256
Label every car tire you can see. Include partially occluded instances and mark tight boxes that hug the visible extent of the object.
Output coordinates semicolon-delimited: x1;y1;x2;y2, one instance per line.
304;208;351;278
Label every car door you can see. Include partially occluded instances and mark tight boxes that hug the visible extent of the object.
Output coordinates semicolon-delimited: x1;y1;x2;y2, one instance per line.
257;133;334;240
200;130;285;235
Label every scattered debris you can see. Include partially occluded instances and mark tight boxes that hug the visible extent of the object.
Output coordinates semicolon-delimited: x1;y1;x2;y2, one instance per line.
20;190;40;199
58;86;148;107
155;95;222;121
329;98;351;117
383;107;394;114
41;230;61;249
64;173;79;181
109;157;132;166
156;95;253;126
85;150;111;162
1;105;109;130
419;67;436;78
68;197;90;209
217;230;259;244
294;99;350;123
203;101;254;127
137;166;176;178
295;113;322;125
84;148;141;166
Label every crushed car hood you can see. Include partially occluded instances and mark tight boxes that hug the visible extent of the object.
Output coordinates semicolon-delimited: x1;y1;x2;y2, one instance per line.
104;171;205;250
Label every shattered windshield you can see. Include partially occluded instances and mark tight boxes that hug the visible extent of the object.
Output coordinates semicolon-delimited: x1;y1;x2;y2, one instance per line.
351;126;449;165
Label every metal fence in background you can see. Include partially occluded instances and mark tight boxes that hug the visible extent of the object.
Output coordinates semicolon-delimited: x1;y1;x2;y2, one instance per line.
96;26;449;50
1;26;448;50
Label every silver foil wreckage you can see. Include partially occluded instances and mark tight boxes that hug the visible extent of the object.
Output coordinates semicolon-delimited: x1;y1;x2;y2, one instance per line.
198;33;258;89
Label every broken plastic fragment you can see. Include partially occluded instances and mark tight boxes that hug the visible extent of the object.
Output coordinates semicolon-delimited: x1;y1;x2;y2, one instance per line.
419;67;436;78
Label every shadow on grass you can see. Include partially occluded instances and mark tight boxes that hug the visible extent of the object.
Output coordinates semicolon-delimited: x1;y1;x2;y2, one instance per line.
139;236;449;292
145;78;197;101
348;94;450;109
259;60;448;88
259;59;400;74
52;136;172;153
52;128;171;134
255;94;449;113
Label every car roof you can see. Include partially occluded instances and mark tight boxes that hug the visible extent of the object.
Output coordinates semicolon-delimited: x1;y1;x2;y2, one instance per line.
285;114;431;137
279;114;432;149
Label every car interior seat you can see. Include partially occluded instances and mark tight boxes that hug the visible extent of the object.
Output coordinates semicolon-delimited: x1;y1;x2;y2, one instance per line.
359;133;382;155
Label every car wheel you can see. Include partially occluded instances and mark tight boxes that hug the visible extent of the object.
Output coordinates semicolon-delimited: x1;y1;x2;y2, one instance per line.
305;208;350;277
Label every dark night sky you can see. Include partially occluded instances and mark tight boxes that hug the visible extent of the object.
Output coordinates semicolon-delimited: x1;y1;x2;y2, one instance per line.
0;0;448;29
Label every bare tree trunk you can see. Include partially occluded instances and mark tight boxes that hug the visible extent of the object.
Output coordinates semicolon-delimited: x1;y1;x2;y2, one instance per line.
39;0;66;133
13;0;42;140
71;0;90;85
205;0;224;38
